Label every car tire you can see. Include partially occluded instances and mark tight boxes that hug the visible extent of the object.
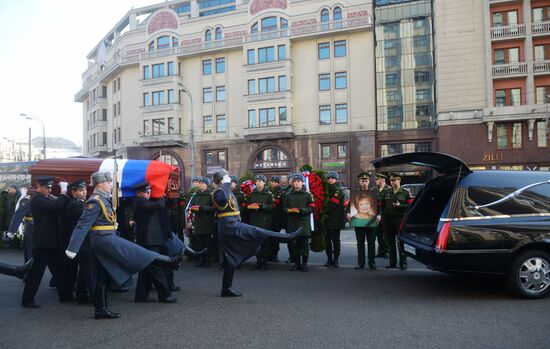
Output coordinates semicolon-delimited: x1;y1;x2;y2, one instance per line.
507;250;550;299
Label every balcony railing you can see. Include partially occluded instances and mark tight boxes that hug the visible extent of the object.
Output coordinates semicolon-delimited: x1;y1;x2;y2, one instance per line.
532;21;550;35
490;24;526;39
533;60;550;73
492;62;527;77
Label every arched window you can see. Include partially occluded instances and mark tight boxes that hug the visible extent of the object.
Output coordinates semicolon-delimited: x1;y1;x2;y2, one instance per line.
157;36;170;49
261;16;278;32
148;41;155;51
205;29;212;42
321;8;329;23
334;7;342;28
172;37;179;47
215;27;222;40
256;148;288;162
280;18;288;31
251;22;258;34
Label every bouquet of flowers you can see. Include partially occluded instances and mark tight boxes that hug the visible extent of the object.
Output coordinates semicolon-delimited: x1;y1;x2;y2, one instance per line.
300;164;329;252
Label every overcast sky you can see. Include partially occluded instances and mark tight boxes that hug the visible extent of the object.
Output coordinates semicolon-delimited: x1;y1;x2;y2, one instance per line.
0;0;160;147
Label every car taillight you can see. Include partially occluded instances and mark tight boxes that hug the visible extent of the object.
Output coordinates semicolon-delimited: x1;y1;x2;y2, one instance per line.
435;222;451;252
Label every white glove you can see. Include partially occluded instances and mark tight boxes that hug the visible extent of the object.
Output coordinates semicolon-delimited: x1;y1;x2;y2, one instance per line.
20;188;27;196
6;232;15;240
65;250;77;259
59;181;68;194
222;175;231;184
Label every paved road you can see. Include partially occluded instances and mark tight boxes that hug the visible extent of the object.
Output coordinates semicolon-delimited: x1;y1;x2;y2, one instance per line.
0;230;548;349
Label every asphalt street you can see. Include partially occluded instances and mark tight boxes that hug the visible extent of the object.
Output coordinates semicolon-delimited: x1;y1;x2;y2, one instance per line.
0;229;548;349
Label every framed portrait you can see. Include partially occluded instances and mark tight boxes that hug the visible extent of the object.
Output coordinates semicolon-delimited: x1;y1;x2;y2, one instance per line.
349;189;378;228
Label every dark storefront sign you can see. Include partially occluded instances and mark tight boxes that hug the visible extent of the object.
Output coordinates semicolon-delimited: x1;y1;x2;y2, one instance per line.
253;161;289;169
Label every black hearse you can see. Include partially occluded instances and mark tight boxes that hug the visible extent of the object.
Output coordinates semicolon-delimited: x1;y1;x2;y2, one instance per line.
372;152;550;299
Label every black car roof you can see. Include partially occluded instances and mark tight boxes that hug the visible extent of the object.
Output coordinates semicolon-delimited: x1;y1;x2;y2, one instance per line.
371;152;471;175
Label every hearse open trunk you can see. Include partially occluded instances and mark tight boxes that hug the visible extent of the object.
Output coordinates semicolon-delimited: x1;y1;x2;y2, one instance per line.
371;152;472;246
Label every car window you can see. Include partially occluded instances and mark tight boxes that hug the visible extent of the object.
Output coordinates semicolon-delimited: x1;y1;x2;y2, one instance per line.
456;185;550;218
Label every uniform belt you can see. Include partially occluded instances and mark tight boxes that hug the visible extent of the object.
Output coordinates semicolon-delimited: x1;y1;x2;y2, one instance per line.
90;225;116;231
217;211;240;218
23;217;33;221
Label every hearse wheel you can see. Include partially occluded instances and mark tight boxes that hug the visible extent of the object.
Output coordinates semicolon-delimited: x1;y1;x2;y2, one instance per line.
508;250;550;299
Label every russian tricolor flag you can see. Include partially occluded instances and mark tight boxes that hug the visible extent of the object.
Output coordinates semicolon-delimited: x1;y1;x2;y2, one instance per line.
99;159;174;198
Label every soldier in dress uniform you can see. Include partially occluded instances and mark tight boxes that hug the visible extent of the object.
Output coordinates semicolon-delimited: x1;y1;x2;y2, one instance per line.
211;169;302;297
0;259;33;279
269;175;283;262
8;190;34;262
351;172;378;270
324;172;346;268
284;174;314;272
66;172;182;319
60;179;94;303
188;177;216;268
247;174;274;271
21;176;73;308
375;173;389;258
132;181;176;304
378;173;412;270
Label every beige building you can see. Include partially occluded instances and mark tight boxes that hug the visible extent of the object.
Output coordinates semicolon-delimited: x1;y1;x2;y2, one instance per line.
75;0;374;187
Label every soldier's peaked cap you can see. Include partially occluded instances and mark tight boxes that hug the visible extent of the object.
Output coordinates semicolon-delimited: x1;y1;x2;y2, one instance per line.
36;176;54;187
68;179;86;190
358;172;371;180
132;181;150;192
375;173;388;180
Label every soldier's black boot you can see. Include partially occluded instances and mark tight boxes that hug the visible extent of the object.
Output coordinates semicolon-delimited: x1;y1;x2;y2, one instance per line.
260;257;268;271
95;286;121;320
333;254;340;268
301;255;308;272
290;256;301;271
324;252;333;267
0;258;33;280
221;266;241;297
254;256;262;270
153;255;182;270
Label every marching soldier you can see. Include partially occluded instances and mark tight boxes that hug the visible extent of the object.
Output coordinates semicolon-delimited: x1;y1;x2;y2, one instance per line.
351;172;378;270
211;169;301;297
378;173;412;270
132;181;176;303
247;174;274;271
324;172;346;268
284;174;314;272
22;176;73;308
375;173;389;258
66;172;182;319
269;175;284;262
8;189;34;262
188;177;216;268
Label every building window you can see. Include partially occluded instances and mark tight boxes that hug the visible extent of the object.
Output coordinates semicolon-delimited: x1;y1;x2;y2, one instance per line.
148;41;155;52
258;46;275;63
248;110;256;128
203;87;213;103
334;7;342;25
157;36;170;49
281;18;288;31
259;77;275;94
337;144;347;158
495;88;521;106
335;72;347;89
318;42;330;60
203;116;214;133
143;93;150;107
537;121;549;147
216;114;227;133
152;63;165;78
497;123;522;149
278;44;286;60
259;108;276;127
533;7;550;23
203;59;212;75
321;8;329;24
319;73;330;91
216;86;226;101
495;90;506;107
334;40;347;57
279;107;287;125
319;105;331;125
414;71;430;84
102;109;107;120
168;62;174;76
248;79;256;95
215;27;222;40
152;91;164;105
261;16;278;32
168;117;176;134
143;66;150;79
335;104;348;124
416;89;431;101
278;75;286;91
247;49;255;64
321;145;330;159
536;86;550;104
251;22;259;34
216;57;225;73
205;29;212;42
381;143;432;156
167;89;175;104
152;118;166;135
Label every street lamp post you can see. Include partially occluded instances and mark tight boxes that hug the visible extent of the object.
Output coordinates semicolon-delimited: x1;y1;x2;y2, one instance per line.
177;83;195;180
20;113;46;159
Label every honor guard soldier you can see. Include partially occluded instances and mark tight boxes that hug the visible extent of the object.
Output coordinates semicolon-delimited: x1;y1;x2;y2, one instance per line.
132;181;176;303
352;172;378;270
269;175;284;262
324;172;346;268
60;179;94;303
66;172;182;319
0;259;33;279
375;173;389;258
22;176;73;308
188;177;216;268
247;174;274;271
8;189;34;262
211;169;302;297
284;174;314;272
378;173;412;270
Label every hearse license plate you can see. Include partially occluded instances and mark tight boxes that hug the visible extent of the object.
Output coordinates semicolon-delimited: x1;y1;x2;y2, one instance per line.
404;244;416;256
